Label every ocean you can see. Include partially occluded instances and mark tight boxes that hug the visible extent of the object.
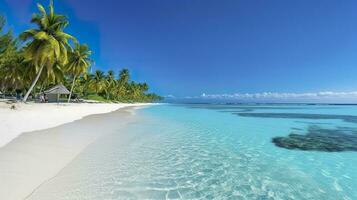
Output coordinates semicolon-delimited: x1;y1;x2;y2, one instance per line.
29;104;357;200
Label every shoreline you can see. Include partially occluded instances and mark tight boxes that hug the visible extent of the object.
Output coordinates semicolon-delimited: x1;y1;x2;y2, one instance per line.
0;102;151;148
0;104;148;200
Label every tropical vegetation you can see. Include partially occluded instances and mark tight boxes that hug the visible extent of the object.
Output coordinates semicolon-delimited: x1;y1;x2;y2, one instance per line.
0;1;162;102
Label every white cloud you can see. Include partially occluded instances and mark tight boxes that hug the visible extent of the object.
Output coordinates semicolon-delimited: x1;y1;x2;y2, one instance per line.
164;94;176;98
186;91;357;101
177;91;357;103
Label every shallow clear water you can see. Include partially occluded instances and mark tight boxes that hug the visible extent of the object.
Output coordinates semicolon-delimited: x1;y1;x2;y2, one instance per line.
30;104;357;200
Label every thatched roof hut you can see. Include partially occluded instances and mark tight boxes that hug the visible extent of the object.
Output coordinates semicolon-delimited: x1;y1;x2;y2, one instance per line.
44;84;70;102
44;84;70;95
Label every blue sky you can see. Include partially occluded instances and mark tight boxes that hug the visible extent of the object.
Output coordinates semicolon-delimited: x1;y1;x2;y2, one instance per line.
1;0;357;102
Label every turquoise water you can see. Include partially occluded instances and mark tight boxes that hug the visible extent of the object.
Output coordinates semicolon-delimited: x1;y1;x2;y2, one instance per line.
30;104;357;200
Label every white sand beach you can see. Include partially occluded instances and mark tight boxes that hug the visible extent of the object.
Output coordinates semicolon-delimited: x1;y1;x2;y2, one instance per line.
0;102;149;148
0;102;149;200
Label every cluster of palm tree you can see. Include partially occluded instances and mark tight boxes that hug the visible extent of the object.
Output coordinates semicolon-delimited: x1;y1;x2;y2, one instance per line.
0;1;161;103
66;68;161;102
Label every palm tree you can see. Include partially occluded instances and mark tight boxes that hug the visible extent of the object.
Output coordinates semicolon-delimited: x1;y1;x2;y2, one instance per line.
119;68;130;84
33;61;64;91
82;72;93;96
0;47;25;91
0;16;13;55
90;70;105;94
115;68;130;100
65;43;92;102
0;15;16;92
139;83;149;92
128;82;142;101
72;76;85;97
104;70;116;100
19;1;75;102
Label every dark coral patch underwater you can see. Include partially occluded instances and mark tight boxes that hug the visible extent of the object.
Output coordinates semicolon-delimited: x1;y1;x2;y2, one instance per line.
272;126;357;152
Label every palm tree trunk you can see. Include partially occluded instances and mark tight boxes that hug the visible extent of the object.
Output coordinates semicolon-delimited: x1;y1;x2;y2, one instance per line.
40;80;48;94
106;88;110;100
39;82;44;94
68;75;76;103
23;64;45;102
